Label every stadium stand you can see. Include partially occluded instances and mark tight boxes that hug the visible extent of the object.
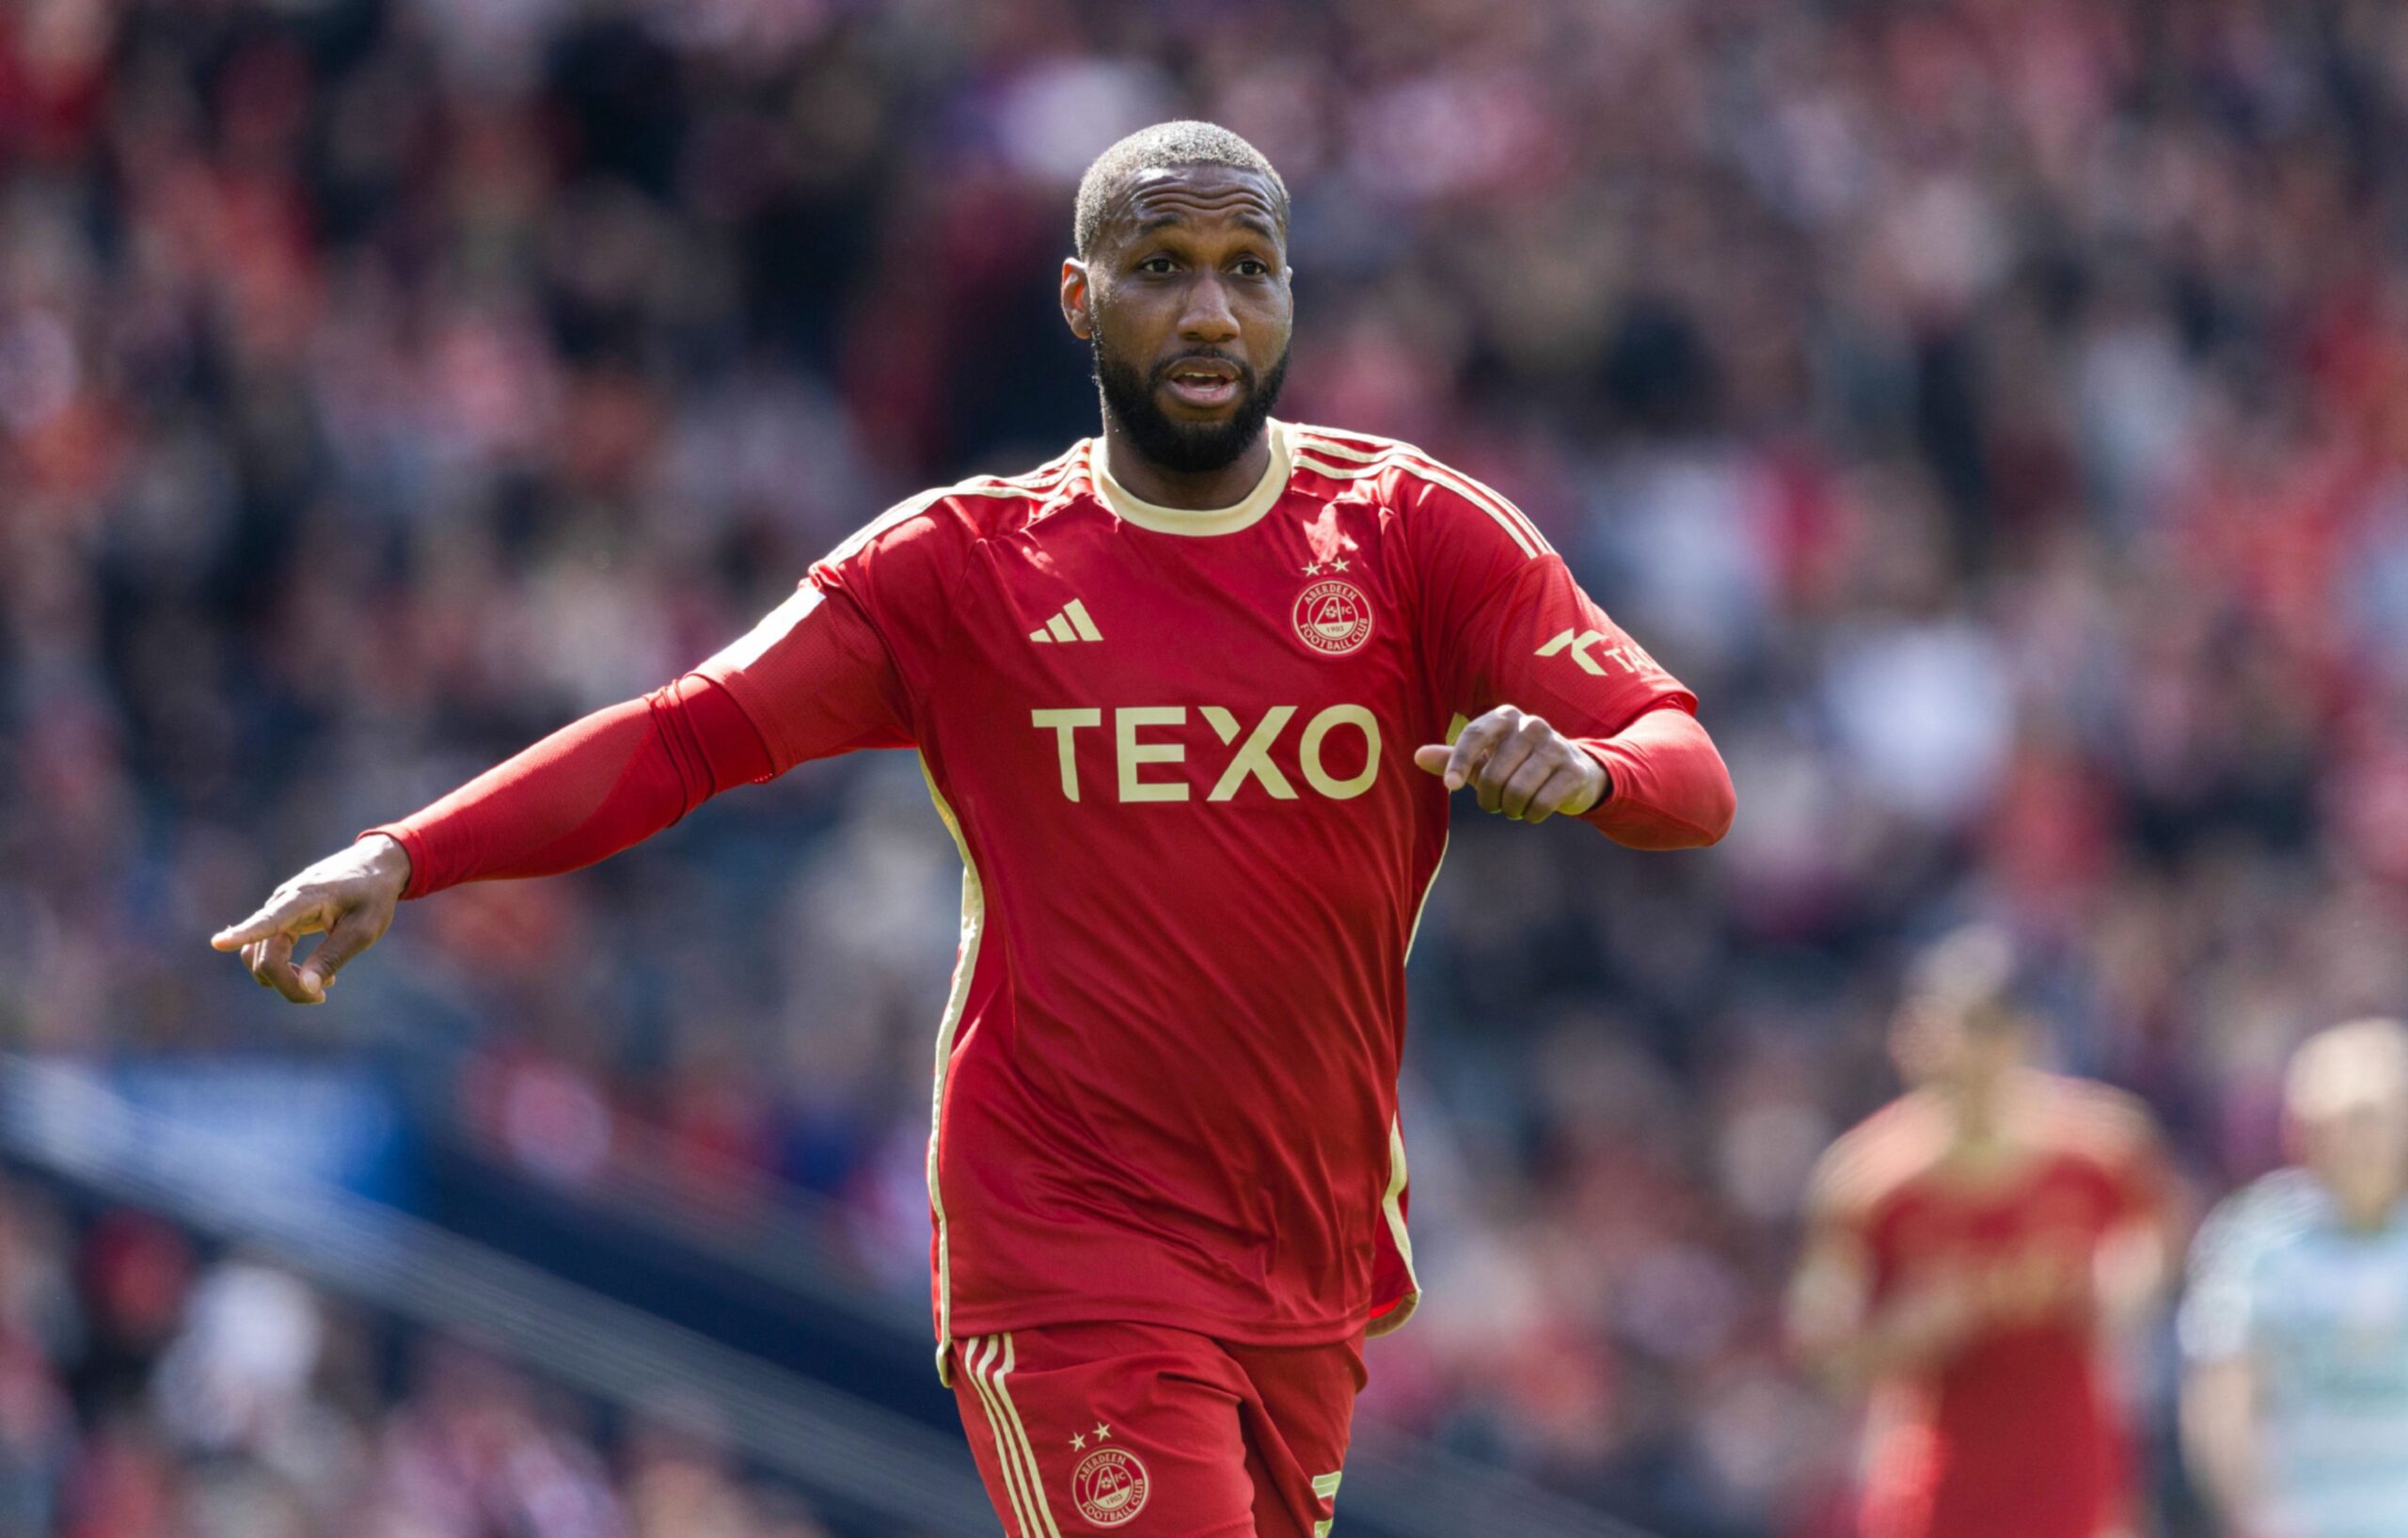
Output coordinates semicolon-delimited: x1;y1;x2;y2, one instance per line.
8;0;2407;1532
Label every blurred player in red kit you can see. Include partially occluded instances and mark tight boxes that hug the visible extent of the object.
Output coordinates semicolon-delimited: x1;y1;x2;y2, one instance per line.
1787;929;2179;1538
212;122;1734;1537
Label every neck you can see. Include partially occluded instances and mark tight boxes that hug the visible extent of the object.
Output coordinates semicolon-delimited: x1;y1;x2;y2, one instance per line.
1099;416;1272;511
2333;1182;2402;1232
1942;1078;2012;1149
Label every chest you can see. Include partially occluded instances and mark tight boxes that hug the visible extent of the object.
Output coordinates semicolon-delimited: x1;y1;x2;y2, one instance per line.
1871;1161;2120;1276
2259;1239;2408;1379
929;501;1438;814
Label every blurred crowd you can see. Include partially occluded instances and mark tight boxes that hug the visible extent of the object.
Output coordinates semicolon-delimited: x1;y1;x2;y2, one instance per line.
8;0;2408;1533
0;1179;849;1538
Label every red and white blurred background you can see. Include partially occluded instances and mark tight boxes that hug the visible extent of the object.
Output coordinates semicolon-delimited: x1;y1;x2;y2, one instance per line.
5;1;2406;1534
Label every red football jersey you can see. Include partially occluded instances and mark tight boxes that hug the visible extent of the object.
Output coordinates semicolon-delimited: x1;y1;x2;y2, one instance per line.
1824;1080;2164;1538
695;420;1714;1376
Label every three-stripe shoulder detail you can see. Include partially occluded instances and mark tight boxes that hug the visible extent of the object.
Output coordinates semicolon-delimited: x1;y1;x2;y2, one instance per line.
823;456;1081;566
960;450;1090;530
1812;1099;1943;1218
1289;425;1554;560
971;444;1086;495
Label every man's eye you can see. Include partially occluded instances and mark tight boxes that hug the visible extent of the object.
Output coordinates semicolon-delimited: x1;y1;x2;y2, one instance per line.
1137;257;1175;274
1235;260;1269;276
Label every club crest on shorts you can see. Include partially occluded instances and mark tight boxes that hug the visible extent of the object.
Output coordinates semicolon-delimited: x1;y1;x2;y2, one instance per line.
1070;1446;1150;1526
1292;580;1373;656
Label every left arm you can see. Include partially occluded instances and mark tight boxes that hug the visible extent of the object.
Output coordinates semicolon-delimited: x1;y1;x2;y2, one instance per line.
1416;698;1733;843
1405;475;1733;843
2178;1188;2279;1537
2183;1356;2273;1538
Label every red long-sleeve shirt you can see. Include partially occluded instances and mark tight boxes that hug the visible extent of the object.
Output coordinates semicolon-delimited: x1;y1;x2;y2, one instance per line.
371;420;1735;1375
1815;1080;2170;1538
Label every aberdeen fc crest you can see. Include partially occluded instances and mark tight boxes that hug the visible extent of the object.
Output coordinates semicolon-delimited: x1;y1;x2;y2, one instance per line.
1293;580;1373;656
1071;1446;1150;1525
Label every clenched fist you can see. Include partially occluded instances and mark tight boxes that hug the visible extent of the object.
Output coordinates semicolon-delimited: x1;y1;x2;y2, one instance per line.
1413;705;1608;824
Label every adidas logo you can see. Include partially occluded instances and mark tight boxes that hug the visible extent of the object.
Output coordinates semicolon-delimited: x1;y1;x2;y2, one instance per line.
1028;599;1103;644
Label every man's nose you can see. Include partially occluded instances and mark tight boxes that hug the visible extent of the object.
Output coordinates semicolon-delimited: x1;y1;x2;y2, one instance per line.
1179;273;1240;343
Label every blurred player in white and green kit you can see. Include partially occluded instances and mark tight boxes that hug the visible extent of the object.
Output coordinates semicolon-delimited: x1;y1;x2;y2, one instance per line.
2180;1018;2408;1538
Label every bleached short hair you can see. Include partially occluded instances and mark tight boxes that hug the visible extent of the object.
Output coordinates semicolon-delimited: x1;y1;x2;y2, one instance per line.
2288;1017;2408;1123
1073;120;1289;261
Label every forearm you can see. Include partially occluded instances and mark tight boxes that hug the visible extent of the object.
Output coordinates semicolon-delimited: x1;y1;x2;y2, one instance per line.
1787;1235;1932;1394
2096;1221;2176;1338
2182;1363;2269;1534
1577;705;1735;848
370;674;773;898
1807;1292;1976;1391
1828;1307;1958;1385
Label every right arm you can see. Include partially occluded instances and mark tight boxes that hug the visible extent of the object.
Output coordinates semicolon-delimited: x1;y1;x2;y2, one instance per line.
1787;1142;1986;1392
212;581;911;1001
2182;1356;2272;1538
1787;1214;1983;1392
2178;1192;2279;1538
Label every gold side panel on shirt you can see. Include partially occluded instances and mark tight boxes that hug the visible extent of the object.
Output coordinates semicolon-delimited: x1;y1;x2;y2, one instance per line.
919;760;985;1384
1378;1113;1419;1305
1372;840;1448;1341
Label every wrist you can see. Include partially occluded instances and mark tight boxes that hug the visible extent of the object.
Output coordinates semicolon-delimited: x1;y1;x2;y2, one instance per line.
1569;743;1614;815
357;831;414;895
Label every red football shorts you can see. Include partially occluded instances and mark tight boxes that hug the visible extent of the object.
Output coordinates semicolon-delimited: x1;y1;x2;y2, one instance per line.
948;1322;1366;1537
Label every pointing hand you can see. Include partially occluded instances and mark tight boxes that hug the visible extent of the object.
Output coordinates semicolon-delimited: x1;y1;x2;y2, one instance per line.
1414;705;1608;824
210;833;412;1003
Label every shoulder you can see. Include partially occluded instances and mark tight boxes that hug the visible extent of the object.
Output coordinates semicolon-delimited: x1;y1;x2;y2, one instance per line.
2192;1168;2325;1277
1283;421;1556;562
2179;1169;2321;1358
813;445;1087;590
1810;1095;1944;1227
2036;1075;2162;1169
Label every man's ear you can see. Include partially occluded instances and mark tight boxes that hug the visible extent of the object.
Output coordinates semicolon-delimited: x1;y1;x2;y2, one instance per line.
1061;259;1093;341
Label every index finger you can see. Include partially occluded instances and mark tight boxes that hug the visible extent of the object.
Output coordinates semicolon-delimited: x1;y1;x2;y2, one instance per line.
211;894;313;951
1443;712;1516;790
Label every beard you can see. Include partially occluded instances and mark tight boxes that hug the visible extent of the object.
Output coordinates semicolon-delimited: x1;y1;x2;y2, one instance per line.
1091;323;1291;477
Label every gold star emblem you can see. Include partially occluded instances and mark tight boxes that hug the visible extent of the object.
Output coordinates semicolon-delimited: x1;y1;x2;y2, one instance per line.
1069;1432;1086;1451
1093;1422;1112;1441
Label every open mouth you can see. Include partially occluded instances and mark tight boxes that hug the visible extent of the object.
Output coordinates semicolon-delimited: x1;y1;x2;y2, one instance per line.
1161;357;1244;410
